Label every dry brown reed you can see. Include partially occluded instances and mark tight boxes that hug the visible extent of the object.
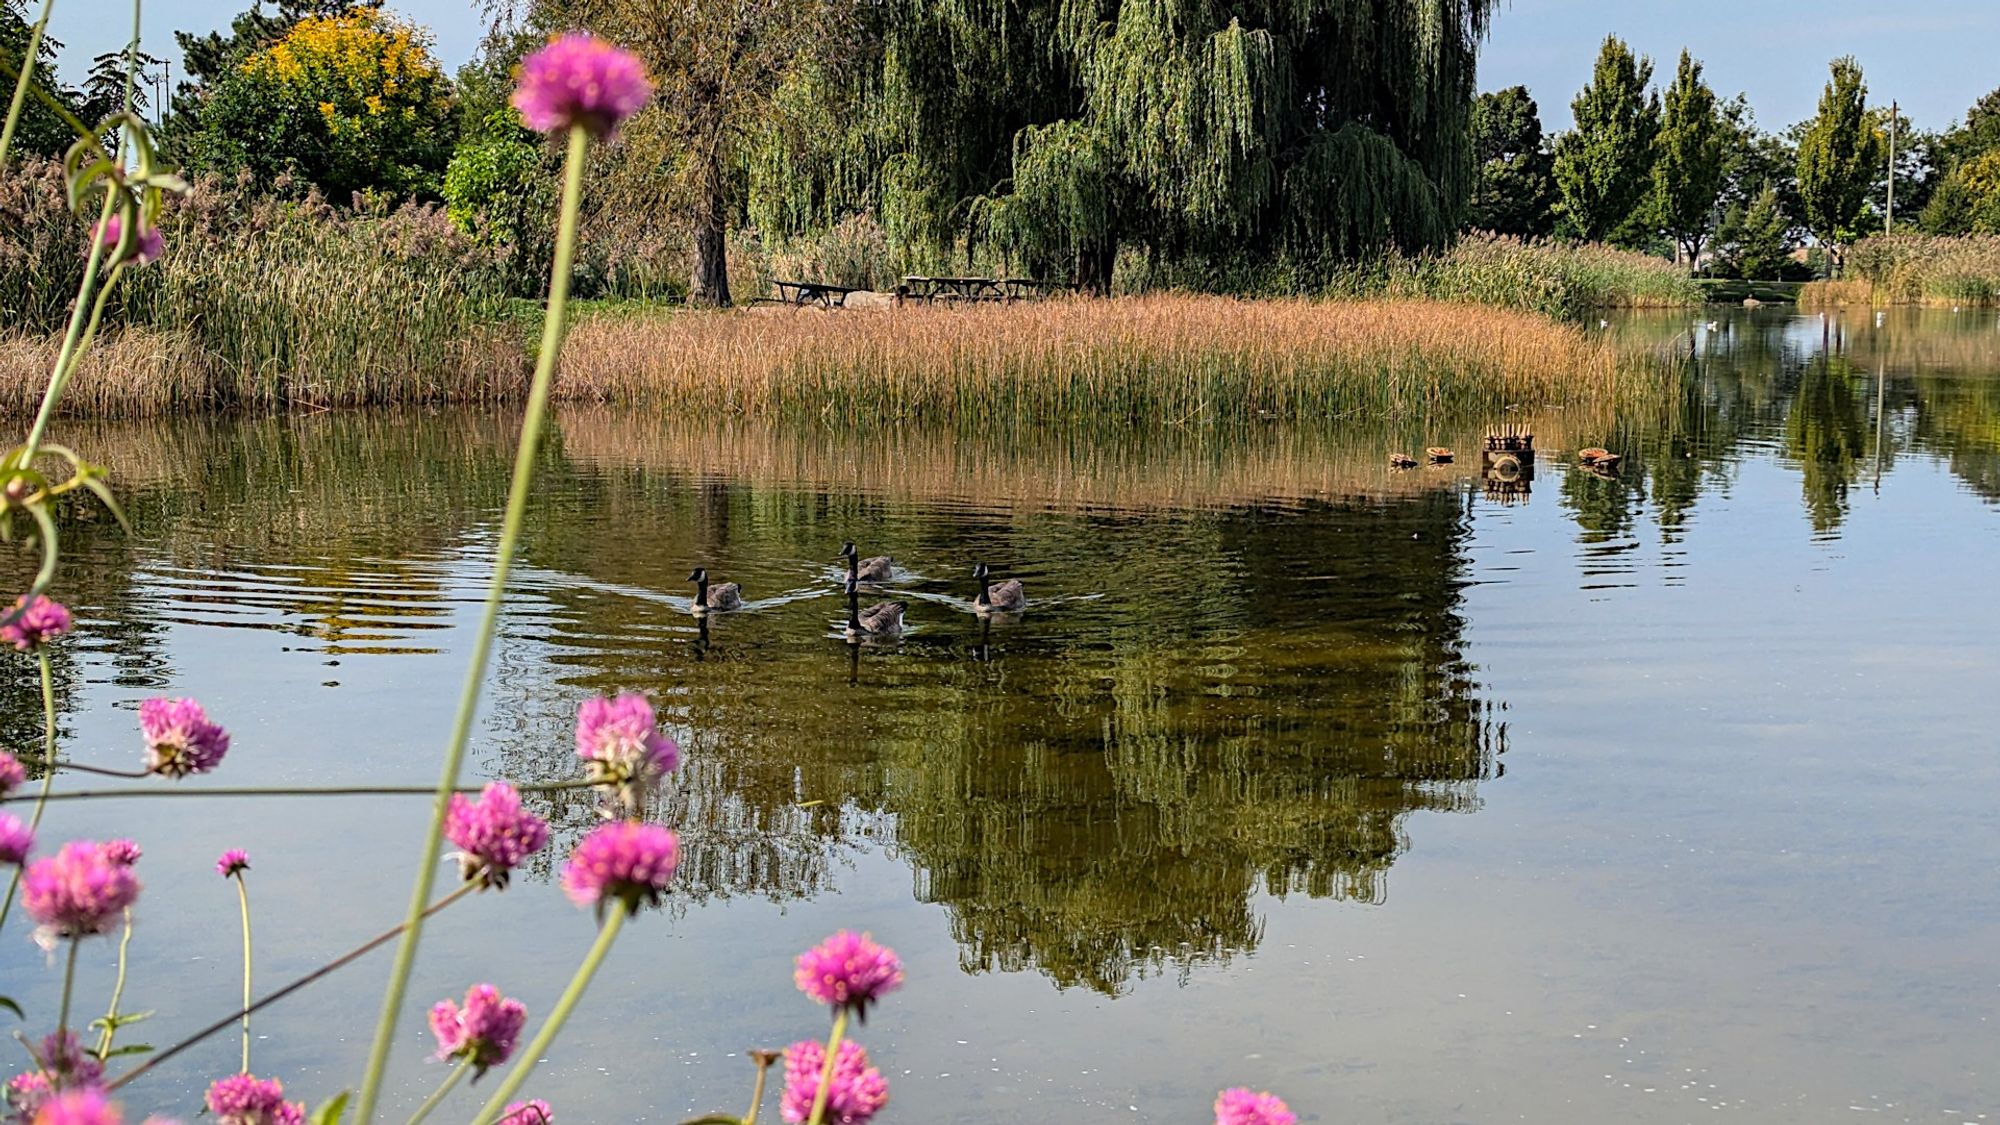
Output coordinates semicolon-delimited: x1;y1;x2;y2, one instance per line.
555;295;1651;425
1797;279;1877;308
0;330;209;417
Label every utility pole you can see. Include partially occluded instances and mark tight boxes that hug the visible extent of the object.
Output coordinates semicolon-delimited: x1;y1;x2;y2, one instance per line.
1887;99;1897;234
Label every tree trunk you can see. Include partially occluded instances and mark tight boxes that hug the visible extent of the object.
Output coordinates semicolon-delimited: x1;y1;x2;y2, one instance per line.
1075;240;1116;296
689;173;731;308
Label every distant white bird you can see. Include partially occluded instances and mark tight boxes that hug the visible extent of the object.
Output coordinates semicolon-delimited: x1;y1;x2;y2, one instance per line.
1875;311;1886;327
1598;319;1610;329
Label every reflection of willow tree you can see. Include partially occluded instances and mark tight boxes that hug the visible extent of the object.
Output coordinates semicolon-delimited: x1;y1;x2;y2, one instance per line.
499;451;1502;992
1784;357;1869;532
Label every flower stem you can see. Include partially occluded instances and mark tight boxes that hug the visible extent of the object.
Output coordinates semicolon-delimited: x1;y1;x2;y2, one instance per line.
109;882;478;1093
95;908;135;1058
742;1051;777;1125
468;904;627;1125
0;648;63;936
58;936;79;1039
354;120;593;1125
805;1010;849;1125
18;778;607;804
404;1056;471;1125
235;872;252;1073
0;0;55;173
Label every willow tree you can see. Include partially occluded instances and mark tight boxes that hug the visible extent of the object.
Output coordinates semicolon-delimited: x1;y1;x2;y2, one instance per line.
753;0;1497;291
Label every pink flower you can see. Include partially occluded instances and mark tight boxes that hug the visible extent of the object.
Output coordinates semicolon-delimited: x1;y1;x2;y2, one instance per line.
21;841;141;939
103;840;141;867
215;850;249;878
794;931;903;1021
574;692;678;798
497;1101;551;1124
1214;1087;1296;1125
203;1074;302;1125
0;595;71;651
779;1039;888;1125
139;698;229;779
444;782;549;889
428;984;527;1075
511;34;652;137
91;215;163;267
0;814;33;866
6;1069;53;1122
0;751;25;797
558;821;678;915
28;1088;121;1125
33;1031;103;1089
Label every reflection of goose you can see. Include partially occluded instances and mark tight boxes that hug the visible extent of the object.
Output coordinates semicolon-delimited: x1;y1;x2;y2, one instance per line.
1426;447;1454;464
1388;453;1418;469
845;574;905;637
688;567;742;611
839;541;893;582
973;562;1026;613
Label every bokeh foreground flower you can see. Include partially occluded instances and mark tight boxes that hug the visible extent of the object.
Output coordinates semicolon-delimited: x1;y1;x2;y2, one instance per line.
430;983;527;1075
204;1073;302;1125
1;594;71;650
780;1039;888;1125
1214;1087;1296;1125
559;821;678;916
511;34;652;138
22;840;141;939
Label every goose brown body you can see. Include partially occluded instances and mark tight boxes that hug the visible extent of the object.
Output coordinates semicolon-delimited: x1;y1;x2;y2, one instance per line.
688;568;742;611
839;542;893;582
974;563;1027;612
844;574;905;636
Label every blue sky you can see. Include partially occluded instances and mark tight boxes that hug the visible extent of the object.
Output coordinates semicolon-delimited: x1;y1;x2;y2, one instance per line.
50;0;2000;134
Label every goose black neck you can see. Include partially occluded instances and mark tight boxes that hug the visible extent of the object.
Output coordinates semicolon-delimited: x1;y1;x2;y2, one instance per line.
695;576;709;602
847;585;862;629
977;574;991;605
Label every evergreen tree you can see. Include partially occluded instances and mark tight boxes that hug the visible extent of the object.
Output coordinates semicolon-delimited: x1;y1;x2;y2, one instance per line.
1714;182;1792;279
1466;86;1556;237
1552;35;1658;245
1796;57;1884;274
1651;50;1725;270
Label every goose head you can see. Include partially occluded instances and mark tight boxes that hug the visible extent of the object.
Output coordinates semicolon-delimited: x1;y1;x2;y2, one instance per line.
688;568;708;585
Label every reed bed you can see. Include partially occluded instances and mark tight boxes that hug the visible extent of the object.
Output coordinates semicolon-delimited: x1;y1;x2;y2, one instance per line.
1797;279;1877;307
555;295;1655;425
0;329;209;416
1350;233;1704;319
1838;234;2000;306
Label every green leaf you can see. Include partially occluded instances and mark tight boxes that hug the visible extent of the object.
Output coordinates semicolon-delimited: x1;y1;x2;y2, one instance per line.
309;1091;351;1125
101;1043;153;1058
80;475;132;534
0;996;23;1019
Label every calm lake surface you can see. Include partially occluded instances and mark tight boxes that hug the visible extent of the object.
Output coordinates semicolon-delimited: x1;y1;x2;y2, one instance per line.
5;307;1999;1122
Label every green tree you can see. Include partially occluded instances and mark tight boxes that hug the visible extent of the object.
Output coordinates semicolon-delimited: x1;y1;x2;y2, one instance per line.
1650;50;1725;269
1466;86;1557;236
1;0;83;158
1796;56;1885;274
183;7;457;199
754;0;1499;292
1553;36;1659;245
1714;181;1792;279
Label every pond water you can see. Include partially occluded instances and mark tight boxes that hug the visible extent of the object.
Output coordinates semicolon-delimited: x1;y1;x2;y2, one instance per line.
4;306;1999;1123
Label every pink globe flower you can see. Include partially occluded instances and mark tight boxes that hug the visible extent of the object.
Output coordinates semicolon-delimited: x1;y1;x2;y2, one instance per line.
444;782;549;889
1214;1087;1296;1125
34;1030;104;1088
558;821;678;915
215;849;249;878
497;1101;551;1124
794;931;903;1022
103;840;141;867
21;840;142;940
779;1039;888;1125
139;698;230;779
1;594;71;651
0;814;33;865
29;1087;122;1125
428;983;527;1075
511;34;652;138
91;215;164;267
203;1074;302;1125
574;692;679;799
0;751;25;797
6;1069;53;1122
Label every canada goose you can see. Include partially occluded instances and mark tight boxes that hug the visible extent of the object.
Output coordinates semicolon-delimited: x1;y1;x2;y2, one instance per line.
973;562;1026;613
688;567;742;612
1388;453;1419;469
838;541;894;583
845;574;905;637
1426;447;1454;465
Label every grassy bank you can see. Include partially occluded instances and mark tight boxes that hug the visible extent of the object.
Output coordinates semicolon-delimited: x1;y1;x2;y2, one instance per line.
1802;234;2000;307
553;295;1662;425
1333;233;1704;319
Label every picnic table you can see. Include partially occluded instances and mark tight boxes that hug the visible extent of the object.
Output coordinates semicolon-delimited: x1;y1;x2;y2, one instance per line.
900;276;1074;303
764;280;867;308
